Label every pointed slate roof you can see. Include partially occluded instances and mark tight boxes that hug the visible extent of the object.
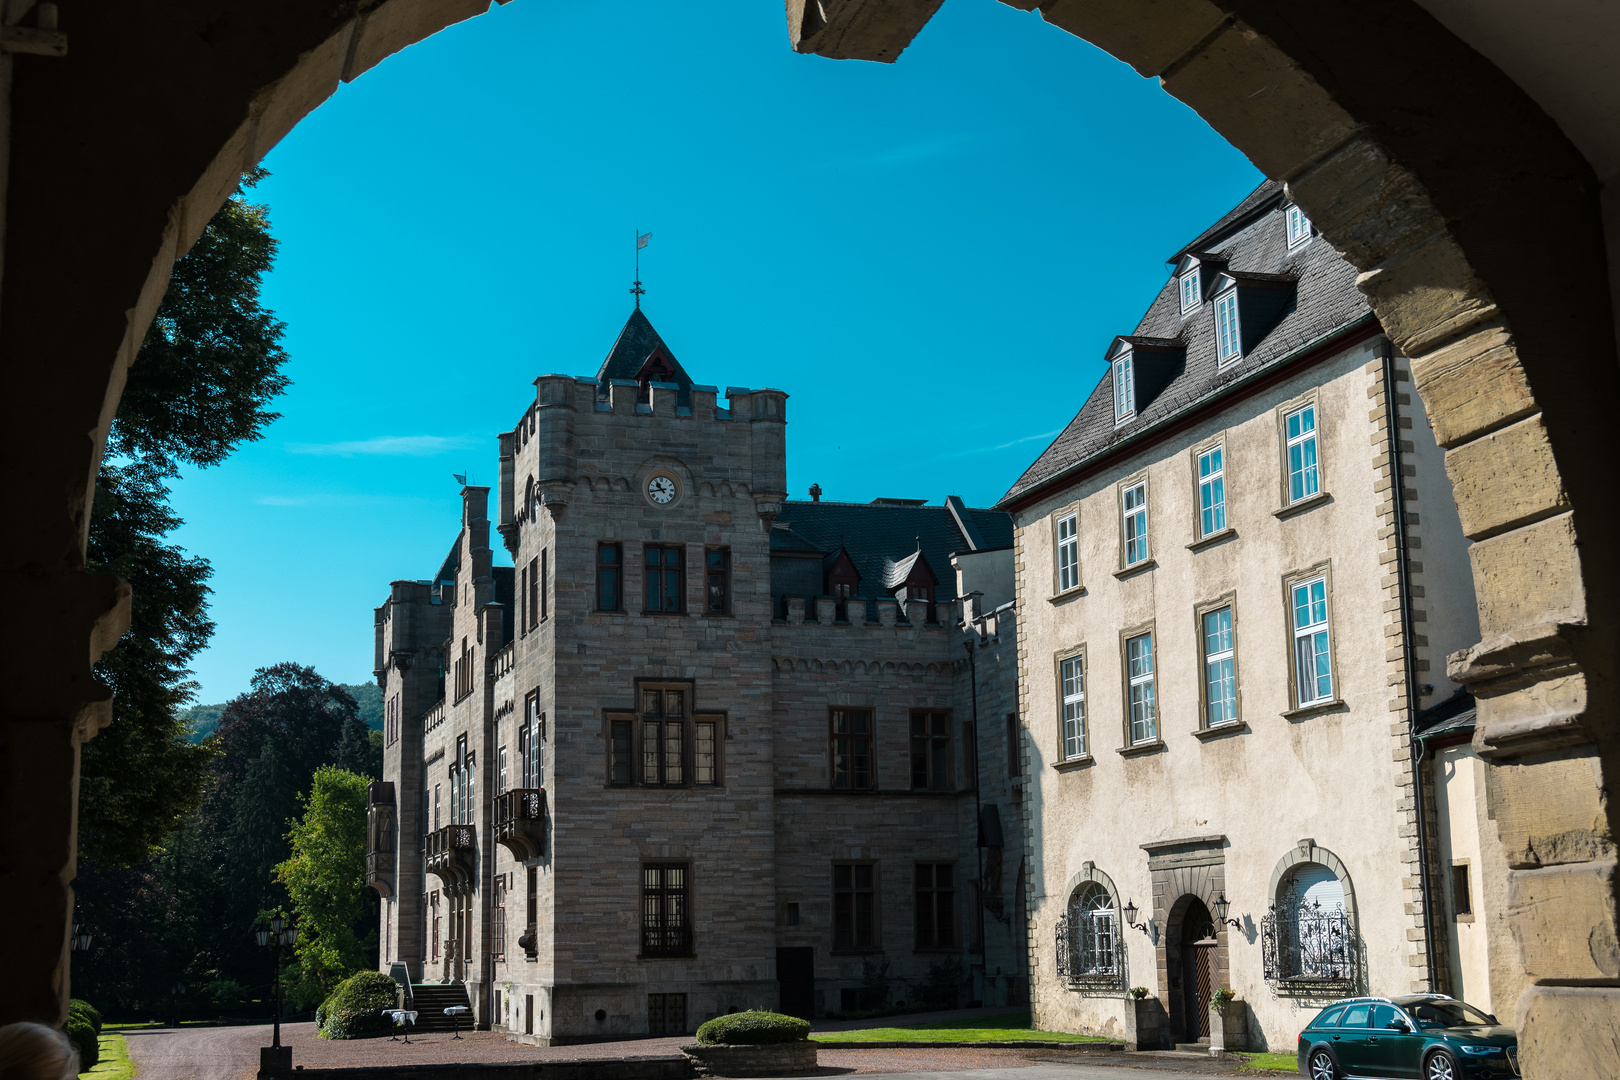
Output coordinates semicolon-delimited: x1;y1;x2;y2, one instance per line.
594;308;695;407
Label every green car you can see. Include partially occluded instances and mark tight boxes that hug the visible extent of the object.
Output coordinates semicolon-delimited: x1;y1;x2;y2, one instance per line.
1296;995;1518;1080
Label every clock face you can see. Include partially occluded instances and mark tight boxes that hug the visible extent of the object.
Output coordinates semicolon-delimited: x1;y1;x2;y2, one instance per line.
647;476;677;505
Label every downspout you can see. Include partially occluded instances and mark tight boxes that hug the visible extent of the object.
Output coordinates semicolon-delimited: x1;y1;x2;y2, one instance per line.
1381;339;1438;991
964;638;986;994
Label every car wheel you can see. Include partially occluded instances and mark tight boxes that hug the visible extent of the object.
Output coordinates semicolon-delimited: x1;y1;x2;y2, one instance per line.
1425;1050;1459;1080
1308;1049;1339;1080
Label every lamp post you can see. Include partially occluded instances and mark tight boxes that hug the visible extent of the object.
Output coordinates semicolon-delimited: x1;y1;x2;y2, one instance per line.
255;914;298;1069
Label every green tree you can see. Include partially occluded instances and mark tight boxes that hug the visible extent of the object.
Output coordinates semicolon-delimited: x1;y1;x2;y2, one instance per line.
80;169;289;867
276;766;375;1004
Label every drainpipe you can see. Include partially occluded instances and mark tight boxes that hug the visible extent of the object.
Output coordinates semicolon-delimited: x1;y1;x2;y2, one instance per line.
1381;339;1437;991
964;638;987;998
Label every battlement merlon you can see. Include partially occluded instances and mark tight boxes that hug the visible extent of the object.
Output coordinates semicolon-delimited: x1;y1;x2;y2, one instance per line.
498;375;789;534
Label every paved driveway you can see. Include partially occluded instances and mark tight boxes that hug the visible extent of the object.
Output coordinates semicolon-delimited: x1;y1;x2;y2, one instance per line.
122;1022;1261;1080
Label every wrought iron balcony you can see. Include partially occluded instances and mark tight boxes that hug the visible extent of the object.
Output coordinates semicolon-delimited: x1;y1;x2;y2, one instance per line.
493;788;546;861
425;823;477;893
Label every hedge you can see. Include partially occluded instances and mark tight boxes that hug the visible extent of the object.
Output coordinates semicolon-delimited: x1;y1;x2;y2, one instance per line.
318;970;400;1040
65;1018;99;1071
695;1011;811;1045
69;999;102;1034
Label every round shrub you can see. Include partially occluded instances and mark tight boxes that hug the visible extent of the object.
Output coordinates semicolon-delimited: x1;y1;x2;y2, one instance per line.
69;999;102;1034
318;970;399;1040
65;1017;99;1071
695;1010;810;1045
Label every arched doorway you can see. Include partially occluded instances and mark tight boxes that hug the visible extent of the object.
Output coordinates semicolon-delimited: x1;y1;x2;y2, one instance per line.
1168;896;1219;1045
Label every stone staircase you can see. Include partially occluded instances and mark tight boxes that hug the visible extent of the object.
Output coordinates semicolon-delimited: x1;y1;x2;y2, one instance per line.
406;982;473;1033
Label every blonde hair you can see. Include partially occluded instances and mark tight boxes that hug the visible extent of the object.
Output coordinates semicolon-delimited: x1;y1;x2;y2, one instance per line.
0;1023;80;1080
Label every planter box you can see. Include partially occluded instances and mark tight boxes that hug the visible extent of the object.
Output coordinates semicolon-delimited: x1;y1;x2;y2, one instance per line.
681;1041;817;1077
1209;1000;1249;1053
1122;997;1170;1051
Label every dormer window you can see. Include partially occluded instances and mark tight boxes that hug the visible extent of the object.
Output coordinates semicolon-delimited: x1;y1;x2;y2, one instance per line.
1179;266;1201;313
1112;351;1135;422
1214;289;1242;365
1286;204;1312;249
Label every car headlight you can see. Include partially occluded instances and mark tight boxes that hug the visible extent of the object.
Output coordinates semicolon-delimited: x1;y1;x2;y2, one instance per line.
1461;1045;1504;1056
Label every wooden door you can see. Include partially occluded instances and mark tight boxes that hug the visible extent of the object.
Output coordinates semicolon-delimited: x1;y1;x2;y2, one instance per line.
1192;942;1217;1038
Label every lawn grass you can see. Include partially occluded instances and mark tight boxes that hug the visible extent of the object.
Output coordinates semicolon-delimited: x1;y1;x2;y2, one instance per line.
1237;1051;1300;1072
81;1032;135;1080
811;1010;1112;1044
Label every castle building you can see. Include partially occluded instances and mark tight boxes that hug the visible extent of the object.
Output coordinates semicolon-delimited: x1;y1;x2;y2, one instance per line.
999;183;1514;1050
369;308;1027;1041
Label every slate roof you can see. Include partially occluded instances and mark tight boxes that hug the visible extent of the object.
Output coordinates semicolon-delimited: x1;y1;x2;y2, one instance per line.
1416;691;1477;741
594;307;694;407
771;499;1013;601
1000;181;1376;508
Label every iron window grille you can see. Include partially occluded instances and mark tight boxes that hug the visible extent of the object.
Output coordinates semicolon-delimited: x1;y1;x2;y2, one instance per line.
1261;885;1356;995
1055;886;1127;992
641;863;692;957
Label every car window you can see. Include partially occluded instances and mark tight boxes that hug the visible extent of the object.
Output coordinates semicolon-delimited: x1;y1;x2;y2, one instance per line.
1372;1005;1409;1030
1408;1001;1496;1029
1313;1006;1347;1029
1340;1003;1371;1028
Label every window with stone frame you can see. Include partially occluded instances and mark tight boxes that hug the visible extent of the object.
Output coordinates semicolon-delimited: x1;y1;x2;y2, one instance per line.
521;691;544;789
831;709;873;790
526;554;540;629
833;862;878;951
644;544;685;614
641;863;692;957
596;542;623;611
705;547;731;615
492;874;507;961
454;636;473;701
910;711;952;790
1124;632;1158;744
914;863;956;949
641;686;688;786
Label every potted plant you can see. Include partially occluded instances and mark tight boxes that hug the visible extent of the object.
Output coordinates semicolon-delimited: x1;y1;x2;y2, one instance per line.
683;1010;818;1077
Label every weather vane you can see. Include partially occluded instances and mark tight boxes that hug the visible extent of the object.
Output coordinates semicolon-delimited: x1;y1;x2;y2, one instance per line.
632;230;651;308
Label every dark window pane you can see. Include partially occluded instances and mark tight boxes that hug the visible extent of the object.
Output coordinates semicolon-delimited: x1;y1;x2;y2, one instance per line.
611;721;632;785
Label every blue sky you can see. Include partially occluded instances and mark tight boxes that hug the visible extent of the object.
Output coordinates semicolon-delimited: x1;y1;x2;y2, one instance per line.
167;0;1262;704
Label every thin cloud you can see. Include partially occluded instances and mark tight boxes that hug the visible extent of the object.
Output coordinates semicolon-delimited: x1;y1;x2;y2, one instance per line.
941;428;1063;459
285;435;476;457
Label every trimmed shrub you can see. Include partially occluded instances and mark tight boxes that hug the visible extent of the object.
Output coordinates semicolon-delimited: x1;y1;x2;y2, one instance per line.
695;1010;811;1046
318;970;399;1040
65;1018;99;1071
69;999;102;1034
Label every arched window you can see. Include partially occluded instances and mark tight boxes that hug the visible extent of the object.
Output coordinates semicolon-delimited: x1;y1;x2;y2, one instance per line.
1067;883;1119;976
524;477;536;522
1264;862;1353;988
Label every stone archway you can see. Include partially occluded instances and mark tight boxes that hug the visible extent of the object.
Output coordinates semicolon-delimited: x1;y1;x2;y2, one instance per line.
1;2;1615;1072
